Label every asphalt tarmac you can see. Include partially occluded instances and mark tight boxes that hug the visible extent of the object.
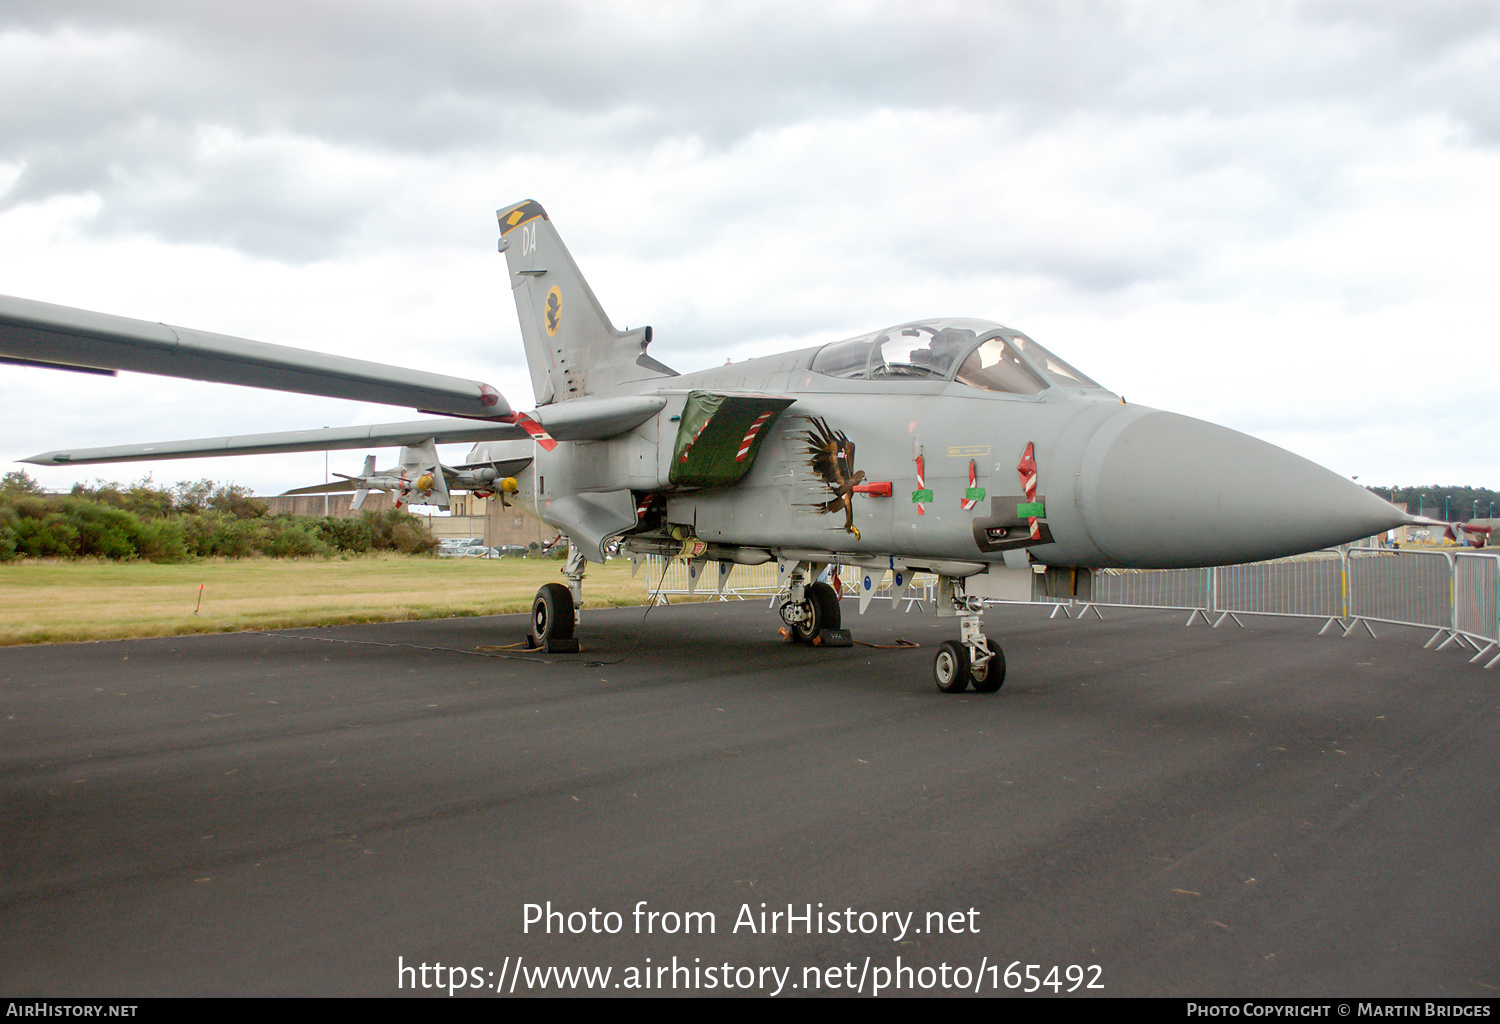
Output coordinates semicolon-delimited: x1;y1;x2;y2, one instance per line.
1;598;1496;998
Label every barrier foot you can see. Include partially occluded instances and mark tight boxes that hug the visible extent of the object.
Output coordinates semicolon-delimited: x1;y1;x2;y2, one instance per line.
1423;628;1448;649
1185;609;1211;627
1486;649;1500;670
1432;631;1461;652
1318;617;1344;636
1469;642;1496;665
1212;612;1245;629
1049;603;1070;619
1082;603;1104;620
1340;617;1377;639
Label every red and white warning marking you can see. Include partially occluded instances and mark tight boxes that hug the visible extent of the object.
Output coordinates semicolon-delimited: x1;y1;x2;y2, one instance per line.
735;411;774;462
914;455;926;515
678;417;713;463
505;411;558;452
1017;441;1041;540
960;458;979;511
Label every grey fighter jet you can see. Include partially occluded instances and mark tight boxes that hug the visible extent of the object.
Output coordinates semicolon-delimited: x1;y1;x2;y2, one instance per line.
0;200;1412;691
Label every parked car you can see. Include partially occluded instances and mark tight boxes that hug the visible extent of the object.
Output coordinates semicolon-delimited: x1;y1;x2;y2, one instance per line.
462;544;531;558
439;538;485;558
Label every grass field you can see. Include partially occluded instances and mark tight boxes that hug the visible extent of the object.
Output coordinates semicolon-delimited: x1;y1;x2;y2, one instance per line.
0;555;657;645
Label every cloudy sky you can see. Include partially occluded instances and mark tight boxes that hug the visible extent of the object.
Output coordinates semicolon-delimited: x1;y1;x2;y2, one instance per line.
2;0;1497;498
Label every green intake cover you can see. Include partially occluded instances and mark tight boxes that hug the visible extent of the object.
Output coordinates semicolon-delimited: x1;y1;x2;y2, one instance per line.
669;392;795;488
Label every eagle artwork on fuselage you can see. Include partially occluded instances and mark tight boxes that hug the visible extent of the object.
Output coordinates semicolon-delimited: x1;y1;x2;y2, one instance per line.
800;416;866;539
0;198;1418;693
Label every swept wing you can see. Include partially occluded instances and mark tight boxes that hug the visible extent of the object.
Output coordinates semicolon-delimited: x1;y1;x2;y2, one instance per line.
0;294;509;420
21;395;667;466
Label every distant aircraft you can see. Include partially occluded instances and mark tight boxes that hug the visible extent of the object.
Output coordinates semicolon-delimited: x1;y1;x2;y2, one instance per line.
0;200;1414;691
1446;522;1492;548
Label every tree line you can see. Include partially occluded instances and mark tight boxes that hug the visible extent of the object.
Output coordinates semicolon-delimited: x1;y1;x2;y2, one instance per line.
1367;485;1499;522
0;471;436;563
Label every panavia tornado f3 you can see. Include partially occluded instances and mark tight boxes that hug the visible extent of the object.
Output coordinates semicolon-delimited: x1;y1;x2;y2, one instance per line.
0;199;1414;691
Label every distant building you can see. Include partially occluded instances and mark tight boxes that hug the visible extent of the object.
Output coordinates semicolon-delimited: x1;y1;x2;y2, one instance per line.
257;492;397;516
443;494;553;548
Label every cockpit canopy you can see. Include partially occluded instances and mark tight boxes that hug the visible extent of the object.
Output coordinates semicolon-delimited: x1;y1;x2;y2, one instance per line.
810;318;1101;396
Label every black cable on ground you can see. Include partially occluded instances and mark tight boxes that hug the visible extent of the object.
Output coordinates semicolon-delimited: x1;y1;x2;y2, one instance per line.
580;556;674;667
256;630;559;663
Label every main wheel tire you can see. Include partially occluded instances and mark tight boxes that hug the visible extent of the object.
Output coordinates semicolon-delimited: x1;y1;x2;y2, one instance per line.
934;640;970;693
532;583;575;643
791;580;841;643
969;640;1006;693
808;581;840;632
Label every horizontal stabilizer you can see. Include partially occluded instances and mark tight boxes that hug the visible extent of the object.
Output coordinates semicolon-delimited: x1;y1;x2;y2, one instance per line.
23;394;668;466
0;293;509;419
281;480;361;496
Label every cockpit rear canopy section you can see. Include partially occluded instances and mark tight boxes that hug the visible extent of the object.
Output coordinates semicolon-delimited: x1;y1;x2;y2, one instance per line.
810;318;1103;396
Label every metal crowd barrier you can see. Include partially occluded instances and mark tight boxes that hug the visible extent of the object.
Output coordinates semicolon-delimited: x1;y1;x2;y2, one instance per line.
637;556;781;602
1085;548;1499;669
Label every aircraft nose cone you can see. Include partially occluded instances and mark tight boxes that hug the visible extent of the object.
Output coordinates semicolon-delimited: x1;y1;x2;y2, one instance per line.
1078;409;1406;568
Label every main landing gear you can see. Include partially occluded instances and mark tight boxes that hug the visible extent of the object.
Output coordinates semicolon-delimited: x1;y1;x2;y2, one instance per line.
777;564;843;645
527;543;584;653
932;576;1005;694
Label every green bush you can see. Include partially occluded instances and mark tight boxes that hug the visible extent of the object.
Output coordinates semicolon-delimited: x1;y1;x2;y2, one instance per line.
256;517;334;558
0;475;435;562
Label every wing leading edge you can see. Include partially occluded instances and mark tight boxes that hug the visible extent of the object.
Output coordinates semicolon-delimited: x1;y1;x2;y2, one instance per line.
0;294;510;420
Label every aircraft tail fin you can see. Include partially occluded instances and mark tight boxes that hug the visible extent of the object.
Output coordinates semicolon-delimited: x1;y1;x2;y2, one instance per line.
350;454;376;512
497;200;675;405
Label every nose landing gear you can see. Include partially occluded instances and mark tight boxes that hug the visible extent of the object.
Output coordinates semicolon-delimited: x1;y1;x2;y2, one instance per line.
933;577;1005;694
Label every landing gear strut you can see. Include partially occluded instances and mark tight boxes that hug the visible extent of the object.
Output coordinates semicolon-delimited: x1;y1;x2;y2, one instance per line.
933;576;1005;693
